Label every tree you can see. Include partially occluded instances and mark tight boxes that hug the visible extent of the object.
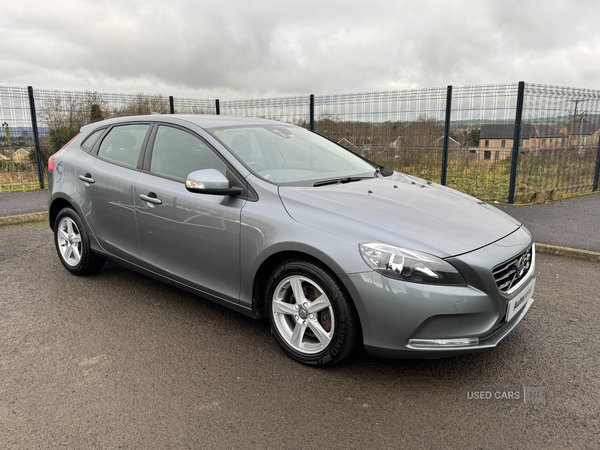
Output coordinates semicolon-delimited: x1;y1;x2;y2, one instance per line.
90;104;104;123
49;125;79;154
466;128;480;147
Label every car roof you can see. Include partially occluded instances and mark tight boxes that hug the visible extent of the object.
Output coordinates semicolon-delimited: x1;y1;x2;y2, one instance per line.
79;114;293;133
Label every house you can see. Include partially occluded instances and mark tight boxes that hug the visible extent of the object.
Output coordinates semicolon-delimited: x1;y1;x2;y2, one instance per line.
389;137;402;148
12;148;30;162
558;122;600;152
433;136;466;160
434;136;461;149
337;138;358;150
479;124;515;161
527;124;568;153
479;124;566;161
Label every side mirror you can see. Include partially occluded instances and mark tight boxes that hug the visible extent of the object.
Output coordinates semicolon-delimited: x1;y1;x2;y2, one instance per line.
185;169;242;196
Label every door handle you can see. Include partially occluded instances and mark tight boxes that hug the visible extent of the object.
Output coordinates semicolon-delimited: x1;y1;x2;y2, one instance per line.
78;173;95;184
139;193;162;205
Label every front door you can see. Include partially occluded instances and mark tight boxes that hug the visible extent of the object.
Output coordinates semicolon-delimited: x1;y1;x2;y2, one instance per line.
134;125;246;302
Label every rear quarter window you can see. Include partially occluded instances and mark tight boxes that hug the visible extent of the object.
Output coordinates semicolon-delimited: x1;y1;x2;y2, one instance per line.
81;128;105;152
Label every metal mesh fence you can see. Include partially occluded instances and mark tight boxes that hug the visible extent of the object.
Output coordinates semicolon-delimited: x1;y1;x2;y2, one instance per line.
0;87;38;191
173;97;216;114
447;84;519;200
32;88;173;128
314;88;448;183
1;83;599;200
1;87;209;191
516;84;600;202
220;96;310;127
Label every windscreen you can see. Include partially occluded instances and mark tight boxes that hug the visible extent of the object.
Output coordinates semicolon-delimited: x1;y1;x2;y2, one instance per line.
208;124;376;185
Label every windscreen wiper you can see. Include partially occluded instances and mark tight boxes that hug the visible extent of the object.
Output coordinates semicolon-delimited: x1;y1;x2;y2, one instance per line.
313;177;369;187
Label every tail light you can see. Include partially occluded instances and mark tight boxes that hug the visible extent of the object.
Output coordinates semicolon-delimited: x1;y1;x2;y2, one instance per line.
48;133;80;173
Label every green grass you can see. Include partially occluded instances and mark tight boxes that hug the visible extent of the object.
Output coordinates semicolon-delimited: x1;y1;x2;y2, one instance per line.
379;151;598;203
0;181;46;193
1;154;597;204
0;169;48;193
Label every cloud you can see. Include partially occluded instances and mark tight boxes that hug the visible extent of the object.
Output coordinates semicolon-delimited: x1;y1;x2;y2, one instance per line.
1;0;599;98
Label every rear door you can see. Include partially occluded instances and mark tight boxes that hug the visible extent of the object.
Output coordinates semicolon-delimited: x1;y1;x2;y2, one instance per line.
134;124;247;302
79;123;151;261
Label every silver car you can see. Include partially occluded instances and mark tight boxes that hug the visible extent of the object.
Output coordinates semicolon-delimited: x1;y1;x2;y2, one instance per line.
48;115;536;366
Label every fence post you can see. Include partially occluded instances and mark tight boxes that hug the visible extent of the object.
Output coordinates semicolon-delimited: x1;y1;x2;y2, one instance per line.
309;94;315;132
169;96;175;114
441;85;452;186
27;86;44;190
593;135;600;192
215;99;220;115
508;81;525;204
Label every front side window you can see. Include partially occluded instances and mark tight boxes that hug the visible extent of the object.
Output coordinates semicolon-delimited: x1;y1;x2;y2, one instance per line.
150;126;226;182
208;124;376;185
98;124;150;168
484;151;491;160
501;140;506;148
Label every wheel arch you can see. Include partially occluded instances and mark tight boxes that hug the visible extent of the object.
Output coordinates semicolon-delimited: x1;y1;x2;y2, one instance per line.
49;196;76;230
250;249;361;335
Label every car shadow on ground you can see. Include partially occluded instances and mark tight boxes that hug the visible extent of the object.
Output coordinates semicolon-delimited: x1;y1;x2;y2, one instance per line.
87;261;527;385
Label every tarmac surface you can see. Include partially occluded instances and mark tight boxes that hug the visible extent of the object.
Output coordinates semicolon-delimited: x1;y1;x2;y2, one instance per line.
496;193;600;253
0;190;48;216
1;222;599;449
1;191;599;448
1;189;598;253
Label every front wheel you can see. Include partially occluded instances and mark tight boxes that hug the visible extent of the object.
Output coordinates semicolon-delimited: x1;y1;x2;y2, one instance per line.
265;259;358;366
54;208;105;276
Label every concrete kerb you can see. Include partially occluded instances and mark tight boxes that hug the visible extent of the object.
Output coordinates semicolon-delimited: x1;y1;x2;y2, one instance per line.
535;244;600;263
1;212;599;263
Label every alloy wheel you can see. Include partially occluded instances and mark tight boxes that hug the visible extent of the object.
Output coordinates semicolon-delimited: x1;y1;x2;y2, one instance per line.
57;216;82;267
271;275;335;354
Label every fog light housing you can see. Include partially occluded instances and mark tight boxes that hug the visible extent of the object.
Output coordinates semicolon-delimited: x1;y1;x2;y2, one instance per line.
408;337;479;348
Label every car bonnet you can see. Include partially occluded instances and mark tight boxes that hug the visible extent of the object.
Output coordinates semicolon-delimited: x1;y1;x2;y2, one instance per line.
277;173;521;258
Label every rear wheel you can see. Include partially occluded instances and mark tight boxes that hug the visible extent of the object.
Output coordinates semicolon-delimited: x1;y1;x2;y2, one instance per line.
266;258;358;366
54;208;105;275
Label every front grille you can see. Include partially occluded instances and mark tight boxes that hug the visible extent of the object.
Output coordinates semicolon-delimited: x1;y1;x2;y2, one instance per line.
492;246;533;292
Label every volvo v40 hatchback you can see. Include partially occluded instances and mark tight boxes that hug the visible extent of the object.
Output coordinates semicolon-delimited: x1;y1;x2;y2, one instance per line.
48;115;535;366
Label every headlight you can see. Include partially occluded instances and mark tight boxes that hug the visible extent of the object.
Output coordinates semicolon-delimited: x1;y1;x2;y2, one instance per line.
359;243;466;285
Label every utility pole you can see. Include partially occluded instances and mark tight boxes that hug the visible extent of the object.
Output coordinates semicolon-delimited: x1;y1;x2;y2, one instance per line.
567;100;581;148
2;121;12;171
2;121;11;148
578;110;586;152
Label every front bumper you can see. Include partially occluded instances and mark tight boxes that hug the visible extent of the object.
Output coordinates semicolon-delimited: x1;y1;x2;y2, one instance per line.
342;227;535;359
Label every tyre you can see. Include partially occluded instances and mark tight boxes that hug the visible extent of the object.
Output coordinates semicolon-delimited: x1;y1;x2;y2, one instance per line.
265;258;358;366
54;208;105;276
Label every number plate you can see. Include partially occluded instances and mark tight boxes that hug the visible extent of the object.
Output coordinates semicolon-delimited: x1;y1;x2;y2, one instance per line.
506;278;535;322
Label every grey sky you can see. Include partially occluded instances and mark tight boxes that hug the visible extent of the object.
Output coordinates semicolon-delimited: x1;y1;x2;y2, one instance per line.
2;0;599;99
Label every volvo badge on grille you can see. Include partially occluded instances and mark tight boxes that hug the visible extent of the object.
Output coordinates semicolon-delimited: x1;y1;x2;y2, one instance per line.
516;255;526;277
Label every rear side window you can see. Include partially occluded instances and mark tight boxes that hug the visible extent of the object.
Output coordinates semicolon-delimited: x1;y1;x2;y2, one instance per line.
81;129;105;151
97;124;150;168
